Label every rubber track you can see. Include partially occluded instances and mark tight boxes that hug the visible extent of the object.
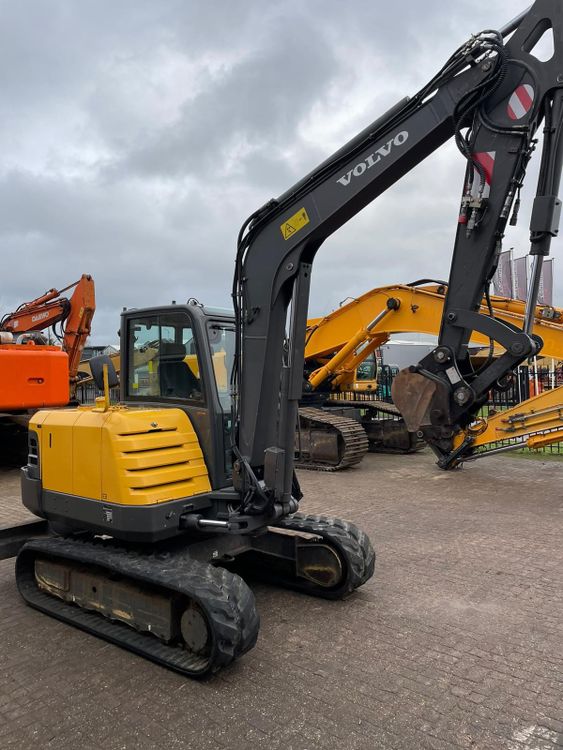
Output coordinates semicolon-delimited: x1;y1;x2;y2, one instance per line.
16;536;260;677
296;407;369;471
271;513;375;599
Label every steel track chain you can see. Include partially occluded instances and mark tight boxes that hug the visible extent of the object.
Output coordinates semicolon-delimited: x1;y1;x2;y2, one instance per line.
329;399;402;417
296;407;369;471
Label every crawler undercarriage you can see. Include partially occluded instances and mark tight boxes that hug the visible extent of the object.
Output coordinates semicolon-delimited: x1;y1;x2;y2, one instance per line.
15;514;374;676
295;403;420;472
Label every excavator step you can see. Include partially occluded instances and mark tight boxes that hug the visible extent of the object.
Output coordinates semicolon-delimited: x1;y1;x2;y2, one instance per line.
16;536;259;677
296;407;369;471
0;519;49;561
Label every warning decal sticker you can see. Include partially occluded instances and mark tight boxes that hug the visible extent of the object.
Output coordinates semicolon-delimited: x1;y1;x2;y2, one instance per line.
280;207;310;240
507;84;534;121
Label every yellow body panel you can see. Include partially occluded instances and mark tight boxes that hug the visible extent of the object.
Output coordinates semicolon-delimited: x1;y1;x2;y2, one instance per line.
351;379;378;392
72;410;104;499
33;410;82;496
454;386;563;451
31;406;211;506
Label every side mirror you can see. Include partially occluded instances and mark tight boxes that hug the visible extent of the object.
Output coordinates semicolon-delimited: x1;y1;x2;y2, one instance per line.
90;355;119;391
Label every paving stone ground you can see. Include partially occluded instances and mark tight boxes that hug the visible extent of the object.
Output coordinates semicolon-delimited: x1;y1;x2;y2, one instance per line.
0;451;562;750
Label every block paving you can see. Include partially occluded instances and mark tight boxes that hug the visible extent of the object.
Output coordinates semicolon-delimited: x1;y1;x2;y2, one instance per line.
0;452;561;749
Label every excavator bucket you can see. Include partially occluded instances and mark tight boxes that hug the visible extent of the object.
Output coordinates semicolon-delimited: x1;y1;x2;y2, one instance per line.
391;369;439;432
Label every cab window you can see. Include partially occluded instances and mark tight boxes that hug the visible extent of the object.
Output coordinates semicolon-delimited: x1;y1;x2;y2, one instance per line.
355;353;377;381
207;322;235;411
127;312;204;402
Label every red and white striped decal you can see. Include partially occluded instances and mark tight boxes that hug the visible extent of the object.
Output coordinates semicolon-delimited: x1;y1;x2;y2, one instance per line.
471;151;495;198
507;84;534;120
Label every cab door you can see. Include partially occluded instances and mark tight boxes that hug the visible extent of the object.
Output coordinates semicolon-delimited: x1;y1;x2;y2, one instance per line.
122;307;223;488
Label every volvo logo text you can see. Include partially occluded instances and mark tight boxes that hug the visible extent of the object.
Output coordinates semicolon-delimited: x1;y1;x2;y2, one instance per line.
336;131;409;187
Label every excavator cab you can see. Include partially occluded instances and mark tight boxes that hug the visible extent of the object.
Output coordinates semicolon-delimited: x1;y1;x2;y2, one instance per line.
121;302;235;488
351;353;378;392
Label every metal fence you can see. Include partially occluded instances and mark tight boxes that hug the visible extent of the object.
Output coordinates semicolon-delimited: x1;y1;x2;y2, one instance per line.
76;382;120;404
485;365;563;456
488;364;563;408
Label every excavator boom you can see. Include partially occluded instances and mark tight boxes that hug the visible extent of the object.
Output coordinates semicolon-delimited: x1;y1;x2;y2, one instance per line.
59;275;96;391
231;0;563;507
305;283;563;388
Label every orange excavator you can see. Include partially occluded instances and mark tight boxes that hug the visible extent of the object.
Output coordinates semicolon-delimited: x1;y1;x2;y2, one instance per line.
0;275;95;462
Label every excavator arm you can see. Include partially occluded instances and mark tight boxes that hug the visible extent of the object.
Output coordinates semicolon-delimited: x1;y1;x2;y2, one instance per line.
232;0;563;513
452;386;563;461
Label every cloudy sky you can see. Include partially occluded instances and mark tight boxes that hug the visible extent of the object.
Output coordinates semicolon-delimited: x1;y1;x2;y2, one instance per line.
1;0;559;344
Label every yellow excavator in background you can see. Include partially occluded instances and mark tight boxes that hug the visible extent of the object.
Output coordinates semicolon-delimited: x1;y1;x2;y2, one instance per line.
298;281;561;467
304;281;562;390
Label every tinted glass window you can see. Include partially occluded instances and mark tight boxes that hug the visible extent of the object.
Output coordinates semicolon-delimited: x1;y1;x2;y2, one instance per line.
356;353;377;381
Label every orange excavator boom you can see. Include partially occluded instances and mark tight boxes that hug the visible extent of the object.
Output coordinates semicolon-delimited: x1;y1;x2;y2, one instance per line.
59;275;96;388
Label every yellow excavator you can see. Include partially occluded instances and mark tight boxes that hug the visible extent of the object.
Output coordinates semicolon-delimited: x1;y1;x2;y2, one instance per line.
299;280;563;467
304;282;562;390
4;2;563;678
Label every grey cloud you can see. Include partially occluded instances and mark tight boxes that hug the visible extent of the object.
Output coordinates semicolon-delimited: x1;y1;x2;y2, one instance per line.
0;0;560;344
109;21;340;182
